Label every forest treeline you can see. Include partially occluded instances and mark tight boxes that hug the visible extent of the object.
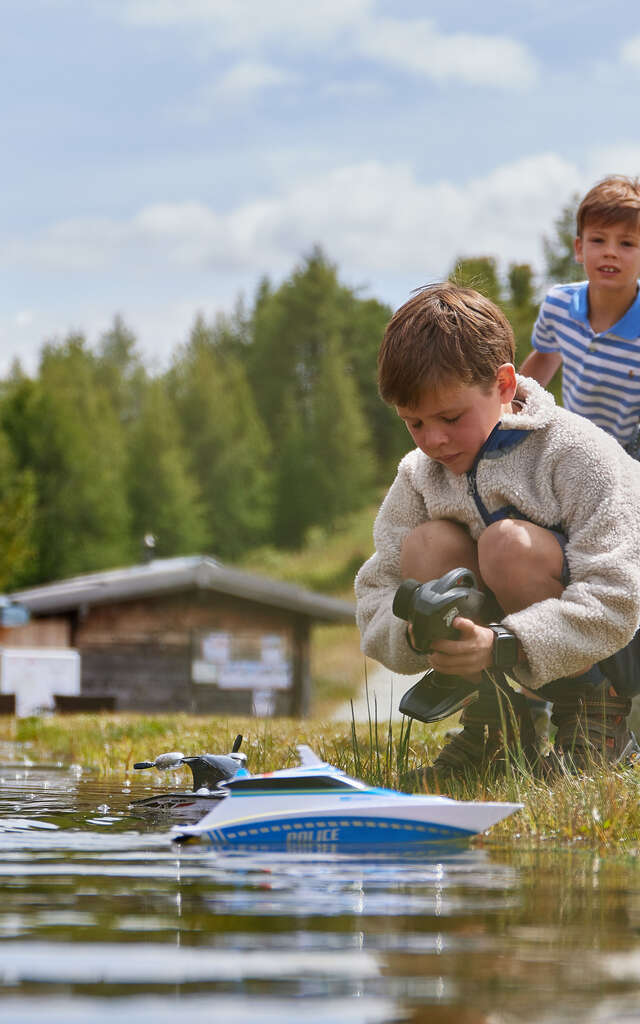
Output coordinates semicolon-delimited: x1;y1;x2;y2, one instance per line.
0;203;578;590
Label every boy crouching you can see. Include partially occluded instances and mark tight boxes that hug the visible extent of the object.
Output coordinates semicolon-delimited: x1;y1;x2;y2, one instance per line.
355;283;640;781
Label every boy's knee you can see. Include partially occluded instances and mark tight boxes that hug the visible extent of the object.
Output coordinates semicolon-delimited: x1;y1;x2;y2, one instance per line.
478;519;563;591
400;520;477;581
478;520;532;586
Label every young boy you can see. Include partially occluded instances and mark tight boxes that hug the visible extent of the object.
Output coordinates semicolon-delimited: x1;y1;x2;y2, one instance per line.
355;282;640;781
521;175;640;451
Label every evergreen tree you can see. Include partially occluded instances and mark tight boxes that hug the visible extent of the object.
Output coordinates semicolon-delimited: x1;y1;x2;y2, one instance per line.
247;247;398;479
6;336;132;581
270;338;374;548
169;317;273;559
271;393;317;548
0;426;36;590
127;378;208;558
308;334;374;524
336;295;404;476
543;195;583;284
247;248;343;445
94;316;148;427
505;263;539;367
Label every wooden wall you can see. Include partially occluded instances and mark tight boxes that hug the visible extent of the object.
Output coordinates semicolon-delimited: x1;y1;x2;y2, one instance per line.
67;589;311;715
0;618;70;649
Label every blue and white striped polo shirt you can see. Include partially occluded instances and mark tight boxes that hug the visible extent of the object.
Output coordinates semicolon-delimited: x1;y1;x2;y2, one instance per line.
531;281;640;445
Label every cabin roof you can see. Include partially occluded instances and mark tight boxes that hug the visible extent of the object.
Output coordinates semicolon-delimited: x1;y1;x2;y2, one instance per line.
11;555;356;624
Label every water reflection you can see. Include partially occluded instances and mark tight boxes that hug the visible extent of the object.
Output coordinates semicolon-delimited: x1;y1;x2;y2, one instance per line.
1;753;640;1023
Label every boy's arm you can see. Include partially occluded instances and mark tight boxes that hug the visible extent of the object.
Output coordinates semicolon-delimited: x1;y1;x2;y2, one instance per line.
519;349;562;387
520;289;563;386
503;434;640;689
355;460;433;675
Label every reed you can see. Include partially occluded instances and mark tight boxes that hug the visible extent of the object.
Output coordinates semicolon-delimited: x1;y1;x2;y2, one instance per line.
2;709;640;846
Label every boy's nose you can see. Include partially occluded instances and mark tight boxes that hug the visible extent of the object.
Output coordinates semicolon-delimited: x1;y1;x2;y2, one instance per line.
421;425;449;451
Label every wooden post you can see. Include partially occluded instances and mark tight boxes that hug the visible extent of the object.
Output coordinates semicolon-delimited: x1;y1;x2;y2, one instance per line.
290;614;311;717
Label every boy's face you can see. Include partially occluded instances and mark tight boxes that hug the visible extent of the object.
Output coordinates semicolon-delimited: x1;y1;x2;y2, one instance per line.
575;218;640;294
396;365;517;475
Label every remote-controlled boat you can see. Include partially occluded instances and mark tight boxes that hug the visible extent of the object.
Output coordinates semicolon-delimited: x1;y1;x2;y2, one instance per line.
129;734;247;822
172;745;521;849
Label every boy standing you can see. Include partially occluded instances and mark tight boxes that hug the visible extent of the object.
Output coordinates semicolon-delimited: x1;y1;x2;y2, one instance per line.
355;283;640;781
521;175;640;451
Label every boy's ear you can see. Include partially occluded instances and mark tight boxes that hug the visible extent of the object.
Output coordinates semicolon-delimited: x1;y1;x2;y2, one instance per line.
496;363;517;403
574;235;584;264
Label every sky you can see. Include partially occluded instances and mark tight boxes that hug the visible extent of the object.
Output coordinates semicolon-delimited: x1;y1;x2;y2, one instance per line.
2;0;640;374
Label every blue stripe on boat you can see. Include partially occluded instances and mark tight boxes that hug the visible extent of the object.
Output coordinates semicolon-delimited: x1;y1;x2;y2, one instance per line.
202;814;474;847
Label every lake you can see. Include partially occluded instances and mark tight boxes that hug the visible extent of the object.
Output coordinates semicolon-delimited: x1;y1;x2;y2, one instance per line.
1;747;640;1023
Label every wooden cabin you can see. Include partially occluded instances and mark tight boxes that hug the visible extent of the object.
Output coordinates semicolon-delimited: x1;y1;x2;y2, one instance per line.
7;556;355;716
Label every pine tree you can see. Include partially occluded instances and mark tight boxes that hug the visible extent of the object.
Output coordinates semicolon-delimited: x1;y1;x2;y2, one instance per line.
0;426;36;590
246;247;398;484
94;316;148;427
169;318;273;559
127;378;208;558
8;336;132;581
543;196;583;284
309;334;374;524
505;263;539;366
271;392;317;548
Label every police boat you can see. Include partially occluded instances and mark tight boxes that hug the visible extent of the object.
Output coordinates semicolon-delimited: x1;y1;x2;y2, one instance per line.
171;744;521;849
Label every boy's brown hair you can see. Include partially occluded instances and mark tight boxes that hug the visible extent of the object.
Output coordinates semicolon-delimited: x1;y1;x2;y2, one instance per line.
577;175;640;236
378;282;515;408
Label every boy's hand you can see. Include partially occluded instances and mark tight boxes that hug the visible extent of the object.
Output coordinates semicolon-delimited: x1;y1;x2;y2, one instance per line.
427;616;494;679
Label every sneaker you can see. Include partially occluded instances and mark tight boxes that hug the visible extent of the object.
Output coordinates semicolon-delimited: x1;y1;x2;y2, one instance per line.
551;680;640;770
401;675;537;789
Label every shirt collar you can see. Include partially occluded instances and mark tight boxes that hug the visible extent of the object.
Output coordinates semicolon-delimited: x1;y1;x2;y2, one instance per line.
468;421;529;473
569;280;640;339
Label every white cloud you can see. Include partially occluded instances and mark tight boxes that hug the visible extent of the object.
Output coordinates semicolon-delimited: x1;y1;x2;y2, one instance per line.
116;0;370;46
358;17;537;89
586;145;640;181
14;311;35;329
207;60;296;102
0;295;230;377
107;0;537;90
2;152;583;285
6;217;133;273
620;35;640;67
0;150;579;377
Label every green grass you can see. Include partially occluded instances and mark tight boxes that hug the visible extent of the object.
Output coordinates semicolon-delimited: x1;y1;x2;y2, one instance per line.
3;710;640;848
4;501;638;849
238;500;381;600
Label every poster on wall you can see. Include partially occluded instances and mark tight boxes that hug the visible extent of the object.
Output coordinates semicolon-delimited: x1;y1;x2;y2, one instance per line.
191;630;292;714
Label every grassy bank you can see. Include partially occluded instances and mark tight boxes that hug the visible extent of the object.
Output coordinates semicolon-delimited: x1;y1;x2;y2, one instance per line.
3;710;640;849
4;503;639;850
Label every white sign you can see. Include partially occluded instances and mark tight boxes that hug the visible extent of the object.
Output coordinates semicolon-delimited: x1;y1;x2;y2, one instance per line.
0;647;81;717
201;632;231;663
192;630;292;701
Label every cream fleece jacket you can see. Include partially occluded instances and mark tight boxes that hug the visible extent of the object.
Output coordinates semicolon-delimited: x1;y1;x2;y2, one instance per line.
355;376;640;690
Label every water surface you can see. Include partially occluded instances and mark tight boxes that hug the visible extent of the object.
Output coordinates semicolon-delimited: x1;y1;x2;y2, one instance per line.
1;747;640;1022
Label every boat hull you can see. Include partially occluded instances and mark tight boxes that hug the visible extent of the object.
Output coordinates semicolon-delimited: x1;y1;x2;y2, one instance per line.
174;795;521;849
